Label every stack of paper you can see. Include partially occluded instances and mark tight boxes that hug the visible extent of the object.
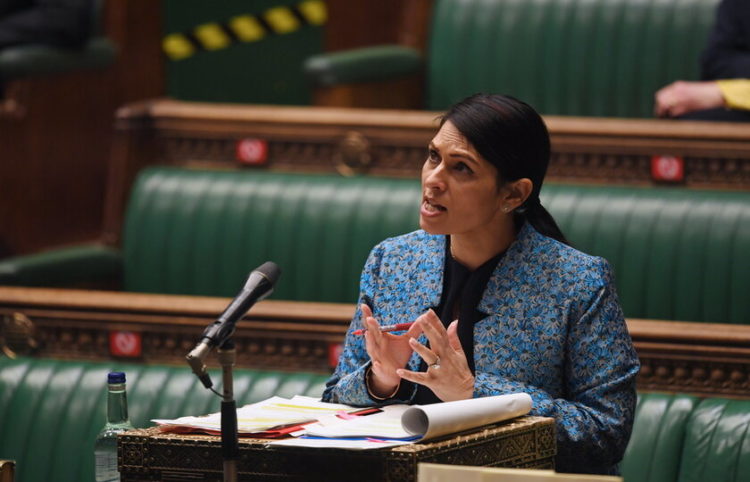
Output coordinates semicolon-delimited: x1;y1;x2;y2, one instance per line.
152;396;356;437
152;393;533;450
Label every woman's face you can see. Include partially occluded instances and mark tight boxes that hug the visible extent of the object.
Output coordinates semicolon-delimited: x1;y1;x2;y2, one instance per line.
420;121;507;237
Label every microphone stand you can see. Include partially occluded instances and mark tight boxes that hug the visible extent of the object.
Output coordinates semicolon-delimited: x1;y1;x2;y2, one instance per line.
218;338;238;482
186;263;280;482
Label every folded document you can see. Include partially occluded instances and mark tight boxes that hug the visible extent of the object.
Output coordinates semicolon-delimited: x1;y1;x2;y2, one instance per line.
153;393;532;450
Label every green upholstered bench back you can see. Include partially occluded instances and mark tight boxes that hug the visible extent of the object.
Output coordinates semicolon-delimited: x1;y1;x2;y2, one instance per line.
426;0;720;117
123;167;750;323
622;392;698;482
677;398;750;482
122;167;420;302
544;185;750;325
622;393;750;482
0;356;328;482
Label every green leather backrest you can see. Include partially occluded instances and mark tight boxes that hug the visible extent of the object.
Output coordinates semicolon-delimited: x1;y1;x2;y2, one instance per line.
678;398;750;482
622;392;698;482
122;167;750;323
542;185;750;324
0;356;329;482
122;167;421;301
427;0;720;117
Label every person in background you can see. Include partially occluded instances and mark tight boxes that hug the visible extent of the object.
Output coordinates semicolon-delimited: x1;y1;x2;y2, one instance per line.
0;0;92;95
655;0;750;121
0;0;92;49
323;93;639;475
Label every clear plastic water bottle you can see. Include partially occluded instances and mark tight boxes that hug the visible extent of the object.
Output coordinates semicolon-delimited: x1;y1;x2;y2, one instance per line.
94;372;134;482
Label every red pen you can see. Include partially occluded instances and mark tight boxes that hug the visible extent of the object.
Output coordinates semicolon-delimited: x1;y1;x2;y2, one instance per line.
352;322;415;336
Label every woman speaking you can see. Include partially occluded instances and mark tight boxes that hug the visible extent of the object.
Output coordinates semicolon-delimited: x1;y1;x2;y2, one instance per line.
322;94;639;475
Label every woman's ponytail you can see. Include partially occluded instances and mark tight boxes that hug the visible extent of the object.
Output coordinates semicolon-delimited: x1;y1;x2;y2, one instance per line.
519;199;568;245
442;94;569;245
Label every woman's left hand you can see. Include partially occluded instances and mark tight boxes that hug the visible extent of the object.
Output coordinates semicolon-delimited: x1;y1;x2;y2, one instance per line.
396;309;475;401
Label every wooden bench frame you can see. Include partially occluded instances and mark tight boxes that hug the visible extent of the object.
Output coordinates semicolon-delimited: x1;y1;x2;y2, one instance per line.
103;99;750;246
2;286;749;399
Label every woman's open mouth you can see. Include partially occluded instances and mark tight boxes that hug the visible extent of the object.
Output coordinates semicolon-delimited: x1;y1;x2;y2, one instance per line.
421;198;447;216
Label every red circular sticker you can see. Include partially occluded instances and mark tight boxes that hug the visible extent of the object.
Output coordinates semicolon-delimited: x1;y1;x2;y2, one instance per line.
110;331;142;357
236;138;269;165
651;155;684;182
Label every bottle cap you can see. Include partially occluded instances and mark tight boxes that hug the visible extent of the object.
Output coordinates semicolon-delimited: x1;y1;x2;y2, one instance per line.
108;372;126;384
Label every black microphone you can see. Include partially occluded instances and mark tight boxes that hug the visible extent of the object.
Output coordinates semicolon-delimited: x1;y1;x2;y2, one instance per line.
186;261;281;388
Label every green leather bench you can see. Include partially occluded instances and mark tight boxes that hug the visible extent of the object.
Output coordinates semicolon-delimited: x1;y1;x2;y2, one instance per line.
0;355;328;482
2;356;749;482
622;392;750;482
304;0;720;117
1;166;748;324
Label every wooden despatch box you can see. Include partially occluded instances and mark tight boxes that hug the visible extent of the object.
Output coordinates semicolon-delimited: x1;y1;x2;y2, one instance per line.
118;416;555;482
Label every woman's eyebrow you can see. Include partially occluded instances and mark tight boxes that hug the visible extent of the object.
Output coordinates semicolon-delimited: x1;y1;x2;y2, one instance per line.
449;151;478;165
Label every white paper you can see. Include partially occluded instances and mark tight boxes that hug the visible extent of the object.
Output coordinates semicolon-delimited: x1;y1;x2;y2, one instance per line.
301;404;413;439
401;393;533;440
152;395;353;434
152;392;532;450
271;393;532;450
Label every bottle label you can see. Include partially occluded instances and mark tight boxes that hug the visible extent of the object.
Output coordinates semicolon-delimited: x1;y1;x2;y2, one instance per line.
95;450;119;482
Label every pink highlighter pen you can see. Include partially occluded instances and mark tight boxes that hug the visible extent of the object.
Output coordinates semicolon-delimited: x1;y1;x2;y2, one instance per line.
352;295;416;335
352;322;415;336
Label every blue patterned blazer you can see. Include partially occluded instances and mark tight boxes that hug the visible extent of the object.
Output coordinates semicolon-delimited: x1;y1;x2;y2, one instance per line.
322;222;640;474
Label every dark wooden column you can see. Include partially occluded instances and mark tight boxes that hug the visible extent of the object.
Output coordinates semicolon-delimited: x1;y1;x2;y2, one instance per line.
0;0;164;258
311;0;433;109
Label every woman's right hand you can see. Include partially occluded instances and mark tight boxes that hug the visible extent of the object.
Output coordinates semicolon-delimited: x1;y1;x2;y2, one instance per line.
361;303;422;398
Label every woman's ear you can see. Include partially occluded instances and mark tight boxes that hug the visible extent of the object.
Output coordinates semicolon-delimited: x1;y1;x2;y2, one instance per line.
502;178;533;212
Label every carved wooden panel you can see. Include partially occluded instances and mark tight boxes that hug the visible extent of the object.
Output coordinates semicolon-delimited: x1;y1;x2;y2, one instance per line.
3;287;750;399
0;287;350;373
103;100;750;245
119;417;555;481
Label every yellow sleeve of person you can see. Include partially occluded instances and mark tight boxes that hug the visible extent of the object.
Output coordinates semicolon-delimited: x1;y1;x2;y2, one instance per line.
717;79;750;111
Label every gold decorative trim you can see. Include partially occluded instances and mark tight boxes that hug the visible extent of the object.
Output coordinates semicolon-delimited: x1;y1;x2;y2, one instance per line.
0;312;38;358
334;131;372;176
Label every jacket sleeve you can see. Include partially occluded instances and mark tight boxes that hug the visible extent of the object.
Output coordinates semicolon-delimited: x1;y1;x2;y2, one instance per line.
321;242;385;406
701;0;750;79
717;78;750;110
473;260;639;474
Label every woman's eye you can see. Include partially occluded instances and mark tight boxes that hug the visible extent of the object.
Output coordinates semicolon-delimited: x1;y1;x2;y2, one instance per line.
454;162;473;174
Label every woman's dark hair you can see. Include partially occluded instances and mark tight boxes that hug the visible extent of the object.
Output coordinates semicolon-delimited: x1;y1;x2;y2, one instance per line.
441;93;568;245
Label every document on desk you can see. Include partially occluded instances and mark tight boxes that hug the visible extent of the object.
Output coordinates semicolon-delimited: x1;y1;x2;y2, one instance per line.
152;395;355;435
272;392;532;449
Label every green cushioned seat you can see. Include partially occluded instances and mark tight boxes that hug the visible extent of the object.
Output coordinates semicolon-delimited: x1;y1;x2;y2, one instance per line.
2;166;748;323
122;168;422;302
427;0;719;117
622;392;698;482
678;398;750;482
542;185;750;324
122;167;750;324
0;355;328;482
305;0;719;117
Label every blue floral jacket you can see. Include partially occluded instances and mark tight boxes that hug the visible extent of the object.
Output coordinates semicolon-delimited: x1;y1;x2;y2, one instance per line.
322;223;640;474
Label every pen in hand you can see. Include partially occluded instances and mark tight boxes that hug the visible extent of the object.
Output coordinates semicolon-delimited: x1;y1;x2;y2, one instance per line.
352;322;415;336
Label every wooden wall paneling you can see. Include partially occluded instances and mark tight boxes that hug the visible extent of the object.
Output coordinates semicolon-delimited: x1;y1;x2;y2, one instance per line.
2;287;750;398
0;0;164;258
103;100;750;244
311;0;433;109
0;287;352;373
102;101;440;244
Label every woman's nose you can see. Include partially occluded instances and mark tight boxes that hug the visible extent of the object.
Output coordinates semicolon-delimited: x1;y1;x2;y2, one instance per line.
423;163;447;191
